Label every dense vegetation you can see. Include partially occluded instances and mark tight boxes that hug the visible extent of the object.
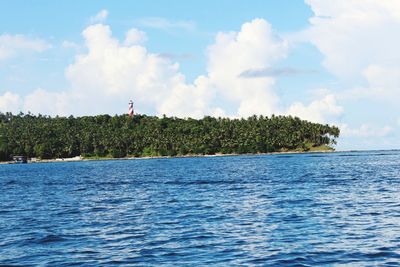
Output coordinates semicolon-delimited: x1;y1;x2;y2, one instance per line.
0;112;339;161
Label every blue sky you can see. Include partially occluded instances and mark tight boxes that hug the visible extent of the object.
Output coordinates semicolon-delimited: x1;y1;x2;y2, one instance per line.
1;0;400;150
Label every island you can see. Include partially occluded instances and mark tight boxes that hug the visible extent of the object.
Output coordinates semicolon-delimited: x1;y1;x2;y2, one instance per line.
0;112;340;161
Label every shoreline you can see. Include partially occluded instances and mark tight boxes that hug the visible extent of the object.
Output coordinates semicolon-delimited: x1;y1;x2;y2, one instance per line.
1;149;336;164
4;149;398;165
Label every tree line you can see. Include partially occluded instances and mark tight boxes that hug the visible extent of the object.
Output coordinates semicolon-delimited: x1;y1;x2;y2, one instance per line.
0;112;340;161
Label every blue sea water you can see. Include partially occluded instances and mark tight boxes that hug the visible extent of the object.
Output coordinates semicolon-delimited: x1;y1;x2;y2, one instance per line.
1;151;400;266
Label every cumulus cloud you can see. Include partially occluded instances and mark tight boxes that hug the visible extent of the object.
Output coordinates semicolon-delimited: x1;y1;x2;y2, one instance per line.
287;94;343;123
206;18;288;117
89;9;108;24
362;64;400;99
64;24;185;115
0;34;51;61
24;89;69;116
0;92;21;113
124;28;147;46
305;0;400;78
305;0;400;100
157;75;220;118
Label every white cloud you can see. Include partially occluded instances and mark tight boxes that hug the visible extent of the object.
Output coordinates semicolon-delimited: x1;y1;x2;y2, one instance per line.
0;34;51;61
305;0;400;78
64;24;183;115
24;89;69;116
62;23;236;117
305;0;400;101
124;28;147;46
362;64;400;98
0;92;21;113
89;9;108;24
340;123;392;138
287;94;343;123
206;18;288;117
158;75;219;118
158;18;289;118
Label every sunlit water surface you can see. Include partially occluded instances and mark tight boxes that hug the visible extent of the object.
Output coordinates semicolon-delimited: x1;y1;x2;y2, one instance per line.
1;151;400;266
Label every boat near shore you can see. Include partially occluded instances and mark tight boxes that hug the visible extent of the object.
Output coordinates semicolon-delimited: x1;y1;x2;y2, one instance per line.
12;156;27;164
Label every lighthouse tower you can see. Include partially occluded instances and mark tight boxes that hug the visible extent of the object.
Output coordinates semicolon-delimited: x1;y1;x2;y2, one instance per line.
128;100;134;117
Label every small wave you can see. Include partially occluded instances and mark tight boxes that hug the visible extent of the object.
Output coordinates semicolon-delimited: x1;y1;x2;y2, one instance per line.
274;256;310;266
18;234;68;246
79;249;99;254
4;180;18;186
73;186;87;191
90;206;108;212
366;251;400;259
275;155;294;158
164;180;237;186
0;209;14;214
37;234;67;244
343;250;400;262
338;152;397;157
0;263;31;267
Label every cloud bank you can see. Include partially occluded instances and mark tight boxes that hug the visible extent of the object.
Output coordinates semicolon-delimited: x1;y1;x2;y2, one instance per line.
297;0;400;145
0;8;356;128
3;18;337;121
305;0;400;100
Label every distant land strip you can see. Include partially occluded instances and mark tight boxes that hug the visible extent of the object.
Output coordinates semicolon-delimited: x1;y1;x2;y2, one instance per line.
0;113;339;161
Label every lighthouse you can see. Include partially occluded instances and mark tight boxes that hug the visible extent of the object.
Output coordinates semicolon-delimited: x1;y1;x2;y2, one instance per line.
128;100;134;117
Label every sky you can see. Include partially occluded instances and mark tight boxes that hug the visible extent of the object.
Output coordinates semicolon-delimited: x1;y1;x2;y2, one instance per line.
1;0;400;150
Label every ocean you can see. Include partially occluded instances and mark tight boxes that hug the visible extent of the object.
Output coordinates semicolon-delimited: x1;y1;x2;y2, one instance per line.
1;151;400;266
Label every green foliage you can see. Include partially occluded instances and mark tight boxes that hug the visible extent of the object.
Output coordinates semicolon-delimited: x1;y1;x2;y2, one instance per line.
0;112;340;161
0;124;9;161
